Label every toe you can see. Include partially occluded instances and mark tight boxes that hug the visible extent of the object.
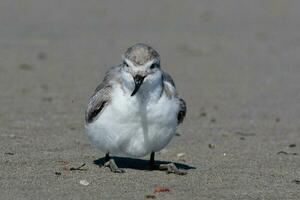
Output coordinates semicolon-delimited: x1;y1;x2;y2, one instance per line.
105;159;125;173
164;163;187;175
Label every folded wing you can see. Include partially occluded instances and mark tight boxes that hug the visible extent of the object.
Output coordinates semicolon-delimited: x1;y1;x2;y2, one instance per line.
85;66;121;124
162;71;187;125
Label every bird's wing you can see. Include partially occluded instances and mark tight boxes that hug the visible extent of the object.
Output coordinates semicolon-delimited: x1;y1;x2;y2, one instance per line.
162;70;176;88
85;66;121;124
162;71;186;124
177;98;186;124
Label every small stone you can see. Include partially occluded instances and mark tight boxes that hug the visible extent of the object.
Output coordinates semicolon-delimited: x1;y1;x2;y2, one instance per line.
79;180;89;186
208;144;215;149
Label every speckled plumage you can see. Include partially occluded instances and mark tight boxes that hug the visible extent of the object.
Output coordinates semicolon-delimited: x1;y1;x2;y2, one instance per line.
123;43;160;66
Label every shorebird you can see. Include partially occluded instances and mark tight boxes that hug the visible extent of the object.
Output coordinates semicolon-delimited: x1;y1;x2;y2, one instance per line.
85;43;186;175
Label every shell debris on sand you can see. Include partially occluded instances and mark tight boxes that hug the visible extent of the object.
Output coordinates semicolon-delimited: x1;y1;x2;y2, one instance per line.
177;153;186;161
79;180;90;186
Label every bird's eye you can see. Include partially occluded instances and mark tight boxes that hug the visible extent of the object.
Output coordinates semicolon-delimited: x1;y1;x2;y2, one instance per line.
150;63;158;69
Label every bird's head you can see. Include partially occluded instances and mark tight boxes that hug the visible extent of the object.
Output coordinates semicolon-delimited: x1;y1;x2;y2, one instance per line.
122;43;162;96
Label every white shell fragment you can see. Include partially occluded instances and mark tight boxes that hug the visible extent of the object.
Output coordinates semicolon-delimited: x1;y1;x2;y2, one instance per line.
79;180;90;186
177;153;186;159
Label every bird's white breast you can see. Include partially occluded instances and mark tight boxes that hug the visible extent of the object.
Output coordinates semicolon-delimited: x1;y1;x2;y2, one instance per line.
85;84;179;157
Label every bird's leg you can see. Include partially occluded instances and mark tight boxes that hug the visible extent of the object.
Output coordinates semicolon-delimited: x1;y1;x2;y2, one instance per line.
105;152;110;162
104;153;125;173
149;152;155;169
149;152;187;175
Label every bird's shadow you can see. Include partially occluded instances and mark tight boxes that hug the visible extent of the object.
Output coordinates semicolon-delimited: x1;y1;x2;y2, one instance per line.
93;156;196;171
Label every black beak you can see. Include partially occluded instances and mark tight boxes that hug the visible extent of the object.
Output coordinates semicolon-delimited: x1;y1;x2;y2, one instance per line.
131;75;145;96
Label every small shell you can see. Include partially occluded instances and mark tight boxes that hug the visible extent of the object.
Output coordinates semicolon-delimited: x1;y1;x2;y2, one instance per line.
79;180;90;186
177;153;186;158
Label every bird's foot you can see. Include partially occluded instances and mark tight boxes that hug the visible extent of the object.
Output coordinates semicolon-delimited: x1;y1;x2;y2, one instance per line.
104;159;125;173
158;163;187;175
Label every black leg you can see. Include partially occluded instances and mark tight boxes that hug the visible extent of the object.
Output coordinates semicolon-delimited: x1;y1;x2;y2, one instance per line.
103;152;125;173
150;152;155;169
149;152;187;175
105;153;110;162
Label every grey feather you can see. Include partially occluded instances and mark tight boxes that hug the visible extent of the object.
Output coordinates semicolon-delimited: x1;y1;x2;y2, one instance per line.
94;65;121;92
161;71;186;124
162;70;176;88
177;98;186;124
85;66;121;123
124;43;160;66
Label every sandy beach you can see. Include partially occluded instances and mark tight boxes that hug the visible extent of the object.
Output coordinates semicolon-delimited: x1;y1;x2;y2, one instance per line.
0;1;299;199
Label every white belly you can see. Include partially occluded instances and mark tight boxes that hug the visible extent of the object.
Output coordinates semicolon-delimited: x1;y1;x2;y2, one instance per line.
85;86;179;157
